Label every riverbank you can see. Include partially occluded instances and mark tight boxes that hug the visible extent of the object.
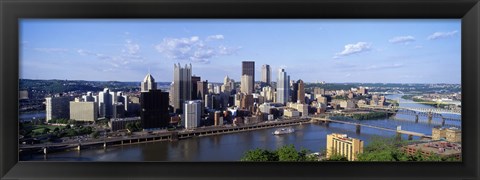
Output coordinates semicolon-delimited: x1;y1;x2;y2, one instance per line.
20;118;312;155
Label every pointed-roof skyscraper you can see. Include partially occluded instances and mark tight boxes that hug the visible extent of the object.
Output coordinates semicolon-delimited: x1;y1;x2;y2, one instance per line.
141;73;157;92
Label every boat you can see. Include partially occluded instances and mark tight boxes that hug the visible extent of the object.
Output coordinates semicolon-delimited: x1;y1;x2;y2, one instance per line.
273;127;295;135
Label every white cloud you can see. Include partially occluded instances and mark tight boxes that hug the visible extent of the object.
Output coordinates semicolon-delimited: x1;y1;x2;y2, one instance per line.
389;36;415;44
427;30;458;40
123;39;140;55
75;36;145;69
154;35;240;63
34;48;69;53
206;35;224;41
334;42;371;58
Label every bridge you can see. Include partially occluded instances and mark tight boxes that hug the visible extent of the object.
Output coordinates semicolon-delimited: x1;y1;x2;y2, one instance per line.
311;117;431;140
383;90;405;95
357;106;461;127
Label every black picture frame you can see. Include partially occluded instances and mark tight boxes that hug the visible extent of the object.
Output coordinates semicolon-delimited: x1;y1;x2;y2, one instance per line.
1;0;479;179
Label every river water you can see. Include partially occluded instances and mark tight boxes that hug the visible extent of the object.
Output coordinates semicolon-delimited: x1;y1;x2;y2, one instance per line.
20;94;461;161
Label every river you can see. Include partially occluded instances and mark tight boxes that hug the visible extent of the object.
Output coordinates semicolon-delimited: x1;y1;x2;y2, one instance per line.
20;94;461;161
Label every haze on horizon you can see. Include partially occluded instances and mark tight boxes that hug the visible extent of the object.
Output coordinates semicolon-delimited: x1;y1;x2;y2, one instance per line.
20;19;461;84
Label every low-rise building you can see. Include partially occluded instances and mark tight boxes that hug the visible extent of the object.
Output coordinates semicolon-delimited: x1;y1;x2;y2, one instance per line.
109;117;141;131
403;140;461;161
284;108;300;117
326;133;364;161
70;100;97;122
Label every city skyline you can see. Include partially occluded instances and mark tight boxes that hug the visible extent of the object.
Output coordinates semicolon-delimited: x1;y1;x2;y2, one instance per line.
20;19;461;84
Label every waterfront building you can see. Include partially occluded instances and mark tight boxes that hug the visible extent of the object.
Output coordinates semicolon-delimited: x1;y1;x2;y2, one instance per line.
98;88;114;118
184;100;202;129
127;96;141;116
433;127;461;143
214;111;224;126
242;61;255;93
109;117;141;131
45;94;70;121
141;73;157;92
297;80;305;104
261;64;271;85
69;99;97;122
284;108;300;117
326;133;364;161
403;141;461;161
173;63;192;114
241;74;253;94
276;68;289;105
140;89;170;129
191;76;201;100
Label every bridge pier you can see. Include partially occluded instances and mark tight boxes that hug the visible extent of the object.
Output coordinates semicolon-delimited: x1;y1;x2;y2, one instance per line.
103;142;107;148
427;112;433;124
77;144;81;151
408;135;413;141
43;147;47;155
325;121;330;128
395;132;402;141
355;124;361;134
441;116;445;126
415;114;419;123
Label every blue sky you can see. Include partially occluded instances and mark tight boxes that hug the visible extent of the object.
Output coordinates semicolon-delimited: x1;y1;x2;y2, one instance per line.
20;19;461;83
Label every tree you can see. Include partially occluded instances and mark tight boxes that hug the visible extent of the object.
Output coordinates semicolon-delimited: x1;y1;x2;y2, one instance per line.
91;131;100;139
277;144;301;161
241;148;278;161
42;128;51;134
325;153;349;161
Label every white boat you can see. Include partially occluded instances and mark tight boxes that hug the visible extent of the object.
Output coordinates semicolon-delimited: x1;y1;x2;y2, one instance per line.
273;127;295;135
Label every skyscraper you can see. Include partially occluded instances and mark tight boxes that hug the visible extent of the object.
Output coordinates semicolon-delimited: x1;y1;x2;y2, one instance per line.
140;89;170;129
240;74;253;94
261;64;271;85
297;79;305;104
291;81;299;103
191;76;201;100
242;61;255;92
98;88;113;118
276;68;289;105
141;73;157;92
173;63;192;114
45;94;70;121
184;100;202;129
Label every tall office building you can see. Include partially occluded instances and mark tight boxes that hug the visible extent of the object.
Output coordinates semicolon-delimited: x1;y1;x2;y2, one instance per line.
45;94;70;121
241;74;253;95
98;88;114;118
291;81;299;103
191;76;201;100
222;75;235;93
116;92;128;112
326;133;364;161
261;64;271;85
297;79;305;104
197;80;208;101
242;61;255;93
184;100;202;129
173;63;192;114
70;99;98;122
276;68;289;105
82;92;95;102
141;73;157;92
140;89;170;129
